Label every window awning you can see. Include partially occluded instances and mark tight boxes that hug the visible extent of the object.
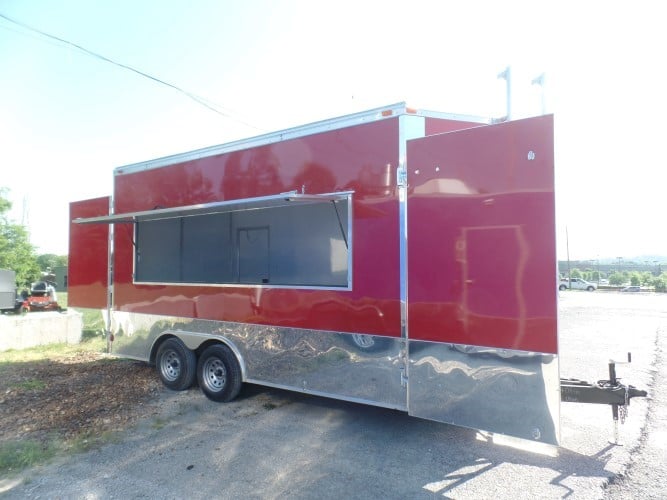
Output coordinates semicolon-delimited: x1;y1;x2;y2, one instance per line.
73;191;353;224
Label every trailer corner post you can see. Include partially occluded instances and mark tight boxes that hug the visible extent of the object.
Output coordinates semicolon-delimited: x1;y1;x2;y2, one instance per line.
398;112;427;394
106;195;114;354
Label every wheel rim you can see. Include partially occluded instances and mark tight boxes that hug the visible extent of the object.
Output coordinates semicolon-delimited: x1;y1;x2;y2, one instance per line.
202;357;227;392
352;334;375;349
159;349;181;382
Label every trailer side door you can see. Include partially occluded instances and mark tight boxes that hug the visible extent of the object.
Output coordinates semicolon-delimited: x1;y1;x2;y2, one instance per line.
406;115;560;444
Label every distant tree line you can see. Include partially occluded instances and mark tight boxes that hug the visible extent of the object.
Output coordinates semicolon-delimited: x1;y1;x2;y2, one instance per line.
0;188;67;287
567;267;667;292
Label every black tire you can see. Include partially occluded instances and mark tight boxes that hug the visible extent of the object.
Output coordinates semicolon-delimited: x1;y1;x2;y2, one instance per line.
197;344;242;402
156;338;197;391
587;286;595;291
558;285;567;291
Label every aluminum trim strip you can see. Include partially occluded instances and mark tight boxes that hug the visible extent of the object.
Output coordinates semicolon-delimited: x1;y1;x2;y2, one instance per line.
73;191;353;224
399;115;426;390
398;115;426;341
106;195;114;352
131;281;352;291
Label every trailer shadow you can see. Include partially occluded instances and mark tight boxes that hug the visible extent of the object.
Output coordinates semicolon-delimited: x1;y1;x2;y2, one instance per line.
243;385;621;496
8;381;625;499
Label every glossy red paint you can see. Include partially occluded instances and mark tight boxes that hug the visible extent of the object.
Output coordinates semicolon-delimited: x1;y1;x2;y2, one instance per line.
425;116;483;136
70;110;555;350
69;197;110;309
112;119;403;336
407;115;557;354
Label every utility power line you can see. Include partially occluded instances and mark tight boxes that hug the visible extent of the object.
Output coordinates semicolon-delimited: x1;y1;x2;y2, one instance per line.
0;12;262;130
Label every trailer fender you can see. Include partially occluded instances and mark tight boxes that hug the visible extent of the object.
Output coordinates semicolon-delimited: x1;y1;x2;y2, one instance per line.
149;331;247;382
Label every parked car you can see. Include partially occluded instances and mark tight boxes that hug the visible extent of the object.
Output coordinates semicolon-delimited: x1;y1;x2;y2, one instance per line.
559;278;597;291
620;286;641;292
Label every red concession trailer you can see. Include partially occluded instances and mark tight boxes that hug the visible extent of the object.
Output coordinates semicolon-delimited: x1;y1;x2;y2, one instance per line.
69;103;575;445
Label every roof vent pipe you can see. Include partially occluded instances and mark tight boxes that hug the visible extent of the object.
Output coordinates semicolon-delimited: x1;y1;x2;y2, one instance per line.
497;66;512;121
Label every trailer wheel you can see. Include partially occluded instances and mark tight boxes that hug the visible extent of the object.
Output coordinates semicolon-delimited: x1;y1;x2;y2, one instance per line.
156;338;197;391
197;344;242;403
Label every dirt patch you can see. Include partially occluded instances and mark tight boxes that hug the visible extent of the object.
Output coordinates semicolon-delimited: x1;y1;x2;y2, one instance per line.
0;352;162;447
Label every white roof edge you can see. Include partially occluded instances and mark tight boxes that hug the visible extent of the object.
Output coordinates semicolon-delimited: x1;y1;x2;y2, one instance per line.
115;102;491;176
416;108;491;125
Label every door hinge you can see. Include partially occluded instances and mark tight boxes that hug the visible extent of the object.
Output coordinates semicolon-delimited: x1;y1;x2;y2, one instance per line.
400;368;408;387
397;167;407;187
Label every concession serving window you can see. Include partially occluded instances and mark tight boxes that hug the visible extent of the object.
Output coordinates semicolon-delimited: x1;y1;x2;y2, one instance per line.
74;191;353;289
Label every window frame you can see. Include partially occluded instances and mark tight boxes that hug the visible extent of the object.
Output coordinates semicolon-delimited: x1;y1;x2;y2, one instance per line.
128;192;353;290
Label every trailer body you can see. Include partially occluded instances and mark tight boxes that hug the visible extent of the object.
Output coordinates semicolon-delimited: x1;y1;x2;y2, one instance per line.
70;103;559;444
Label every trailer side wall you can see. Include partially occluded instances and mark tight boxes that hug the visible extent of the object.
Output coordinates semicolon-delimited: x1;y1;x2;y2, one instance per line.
111;119;403;336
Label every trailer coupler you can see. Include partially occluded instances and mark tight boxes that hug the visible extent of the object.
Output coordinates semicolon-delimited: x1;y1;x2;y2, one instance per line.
560;377;647;406
560;354;648;442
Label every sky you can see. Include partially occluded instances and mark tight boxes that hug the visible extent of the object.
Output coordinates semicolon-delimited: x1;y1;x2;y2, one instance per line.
1;0;665;261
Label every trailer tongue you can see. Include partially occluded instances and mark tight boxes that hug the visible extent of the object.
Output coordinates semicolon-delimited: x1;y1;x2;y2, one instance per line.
69;103;646;446
561;354;648;442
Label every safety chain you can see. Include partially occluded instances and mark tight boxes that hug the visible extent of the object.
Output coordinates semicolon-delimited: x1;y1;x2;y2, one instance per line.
619;388;629;424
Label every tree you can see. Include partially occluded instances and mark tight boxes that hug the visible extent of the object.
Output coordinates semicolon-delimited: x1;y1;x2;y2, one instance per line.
655;273;667;293
37;253;68;271
570;268;582;279
0;188;40;287
629;273;641;286
609;272;625;286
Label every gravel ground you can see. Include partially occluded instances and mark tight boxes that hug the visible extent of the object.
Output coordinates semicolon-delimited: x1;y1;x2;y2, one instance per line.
1;292;665;499
604;308;667;499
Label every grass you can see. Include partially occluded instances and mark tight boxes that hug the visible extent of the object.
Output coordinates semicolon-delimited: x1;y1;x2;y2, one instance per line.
0;336;107;366
151;417;168;430
11;379;47;391
66;430;120;454
0;441;58;473
0;430;122;475
58;292;107;339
